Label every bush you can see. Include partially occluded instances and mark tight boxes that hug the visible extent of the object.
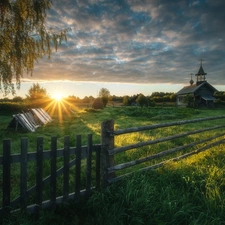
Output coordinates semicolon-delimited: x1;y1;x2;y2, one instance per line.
0;102;27;114
92;98;104;109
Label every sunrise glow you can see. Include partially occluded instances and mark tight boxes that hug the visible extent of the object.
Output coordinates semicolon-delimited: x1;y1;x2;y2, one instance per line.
44;93;80;124
52;93;63;101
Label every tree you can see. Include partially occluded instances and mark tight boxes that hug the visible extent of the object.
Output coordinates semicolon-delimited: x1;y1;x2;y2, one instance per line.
123;95;129;106
136;94;148;107
0;0;70;95
82;96;90;103
12;96;23;102
98;88;110;107
26;83;48;100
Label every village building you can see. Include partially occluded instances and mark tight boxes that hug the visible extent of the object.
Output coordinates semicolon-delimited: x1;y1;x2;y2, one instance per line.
176;60;218;108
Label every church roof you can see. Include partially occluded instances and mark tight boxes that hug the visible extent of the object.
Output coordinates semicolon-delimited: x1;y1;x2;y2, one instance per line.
175;81;218;95
176;84;199;95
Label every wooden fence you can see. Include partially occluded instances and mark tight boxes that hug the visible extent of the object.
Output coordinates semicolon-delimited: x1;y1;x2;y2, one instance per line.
101;115;225;185
1;115;225;216
0;134;101;216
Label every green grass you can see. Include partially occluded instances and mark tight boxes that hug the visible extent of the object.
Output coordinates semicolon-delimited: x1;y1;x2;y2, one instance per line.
1;106;225;224
5;153;225;225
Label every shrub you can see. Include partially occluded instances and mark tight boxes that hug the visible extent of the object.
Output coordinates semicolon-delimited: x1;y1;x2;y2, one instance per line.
0;102;27;114
92;98;104;109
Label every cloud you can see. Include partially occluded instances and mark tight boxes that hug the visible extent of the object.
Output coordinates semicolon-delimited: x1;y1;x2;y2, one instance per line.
31;0;225;87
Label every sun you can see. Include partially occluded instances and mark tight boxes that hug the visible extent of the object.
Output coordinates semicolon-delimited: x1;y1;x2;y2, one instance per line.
53;93;63;101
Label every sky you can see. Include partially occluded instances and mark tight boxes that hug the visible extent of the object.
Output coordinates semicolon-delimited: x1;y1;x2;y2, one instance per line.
2;0;225;99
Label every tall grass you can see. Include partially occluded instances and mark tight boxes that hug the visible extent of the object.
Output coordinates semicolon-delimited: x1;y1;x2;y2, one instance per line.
1;106;225;224
86;145;225;225
5;150;225;225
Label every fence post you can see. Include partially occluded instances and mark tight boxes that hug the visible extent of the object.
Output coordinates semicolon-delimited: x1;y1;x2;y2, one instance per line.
20;138;28;210
86;134;92;197
2;140;11;216
63;136;70;203
36;137;43;212
75;135;81;202
50;136;57;209
101;120;115;187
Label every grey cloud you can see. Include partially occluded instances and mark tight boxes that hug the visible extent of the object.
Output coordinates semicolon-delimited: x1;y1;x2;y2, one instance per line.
31;0;225;86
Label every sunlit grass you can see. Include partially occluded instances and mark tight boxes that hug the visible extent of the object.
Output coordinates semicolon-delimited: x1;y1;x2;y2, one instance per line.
1;107;225;225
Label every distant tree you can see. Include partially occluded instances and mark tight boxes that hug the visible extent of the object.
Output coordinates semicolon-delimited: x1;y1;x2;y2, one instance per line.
147;97;156;107
26;83;48;100
12;96;23;102
82;96;90;103
150;92;176;103
92;98;104;109
110;95;123;103
67;95;80;103
98;88;110;107
136;94;148;107
89;96;95;102
0;0;70;95
214;91;225;101
123;95;129;106
169;93;176;102
0;97;10;102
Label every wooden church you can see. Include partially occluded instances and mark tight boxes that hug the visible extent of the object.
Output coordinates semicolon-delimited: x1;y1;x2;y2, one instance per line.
176;60;218;108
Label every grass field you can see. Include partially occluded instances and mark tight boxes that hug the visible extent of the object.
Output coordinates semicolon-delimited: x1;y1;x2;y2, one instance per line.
1;106;225;225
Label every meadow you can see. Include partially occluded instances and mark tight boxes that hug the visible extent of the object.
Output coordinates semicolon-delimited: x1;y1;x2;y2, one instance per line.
1;105;225;225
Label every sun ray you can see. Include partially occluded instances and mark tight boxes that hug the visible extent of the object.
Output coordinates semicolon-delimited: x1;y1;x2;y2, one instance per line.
43;93;85;125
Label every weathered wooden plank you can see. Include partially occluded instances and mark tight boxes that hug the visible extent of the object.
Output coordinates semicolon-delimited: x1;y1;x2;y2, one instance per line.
101;120;115;187
140;138;225;173
107;133;225;174
86;134;92;197
111;115;225;136
11;158;76;207
2;140;11;215
75;135;81;202
30;108;47;125
23;189;89;214
107;138;225;184
95;144;101;190
39;108;53;121
50;137;57;209
9;147;104;207
0;145;100;164
63;136;70;202
14;114;35;132
36;137;43;211
109;124;225;155
20;138;28;210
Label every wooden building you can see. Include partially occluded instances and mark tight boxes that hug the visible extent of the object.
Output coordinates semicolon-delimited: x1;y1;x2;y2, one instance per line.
176;61;218;108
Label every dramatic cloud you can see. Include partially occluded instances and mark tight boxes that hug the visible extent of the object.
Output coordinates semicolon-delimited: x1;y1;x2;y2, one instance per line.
31;0;225;87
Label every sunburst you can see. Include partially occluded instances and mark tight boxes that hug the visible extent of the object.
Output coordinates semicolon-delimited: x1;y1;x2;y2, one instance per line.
53;93;63;101
44;94;79;124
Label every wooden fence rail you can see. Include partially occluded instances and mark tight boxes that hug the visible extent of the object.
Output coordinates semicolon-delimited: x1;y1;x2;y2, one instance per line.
1;115;225;216
101;116;225;184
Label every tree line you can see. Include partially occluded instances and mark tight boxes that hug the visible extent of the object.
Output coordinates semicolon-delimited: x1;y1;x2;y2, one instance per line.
1;83;224;109
0;83;176;107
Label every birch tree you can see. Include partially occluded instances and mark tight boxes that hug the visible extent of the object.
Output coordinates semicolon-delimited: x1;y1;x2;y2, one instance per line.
0;0;69;95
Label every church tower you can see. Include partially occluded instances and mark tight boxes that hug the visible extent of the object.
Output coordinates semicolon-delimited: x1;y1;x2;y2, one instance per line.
195;59;207;86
